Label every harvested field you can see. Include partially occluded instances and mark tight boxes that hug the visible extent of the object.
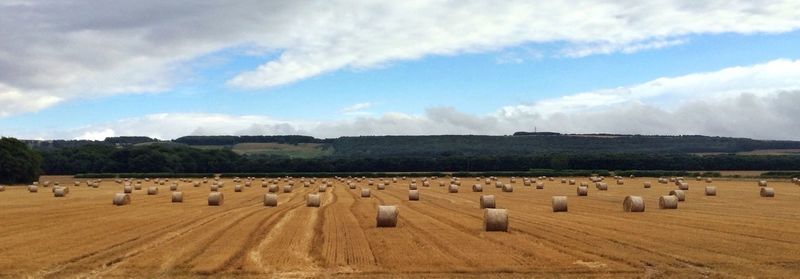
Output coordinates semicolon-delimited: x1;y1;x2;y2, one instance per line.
0;176;799;278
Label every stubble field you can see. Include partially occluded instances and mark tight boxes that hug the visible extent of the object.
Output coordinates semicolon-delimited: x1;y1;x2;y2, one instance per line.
1;176;799;278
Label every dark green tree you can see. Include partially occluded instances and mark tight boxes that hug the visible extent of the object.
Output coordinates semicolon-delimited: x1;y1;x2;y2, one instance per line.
0;137;42;184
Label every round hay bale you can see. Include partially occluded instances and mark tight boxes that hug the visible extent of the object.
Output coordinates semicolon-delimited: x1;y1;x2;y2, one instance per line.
376;205;399;227
208;192;224;206
484;208;508;232
268;184;278;193
28;185;38;193
283;185;293;193
658;195;678;209
576;186;588;196
0;185;5;192
579;182;587;187
147;186;159;195
171;192;183;203
669;189;686;201
74;181;80;186
706;178;713;183
234;185;243;192
112;193;131;206
472;184;483;192
348;183;356;189
569;180;577;185
134;184;142;190
495;181;503;188
448;184;459;193
377;184;386;190
705;186;717;196
170;184;178;191
408;190;419;201
623;196;645;212
535;183;544;189
123;185;133;193
264;193;278;207
502;184;513;192
760;187;774;197
210;185;219;192
409;183;417;190
596;183;608;191
319;185;328;192
361;188;371;198
523;180;531;186
54;187;67;197
643;182;651;188
616;179;624;185
678;182;689;190
758;180;768;187
552;196;568;212
480;195;496;209
561;179;567;184
307;194;321;207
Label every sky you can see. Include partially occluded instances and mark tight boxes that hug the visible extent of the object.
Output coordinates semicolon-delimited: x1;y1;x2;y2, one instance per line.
1;1;800;140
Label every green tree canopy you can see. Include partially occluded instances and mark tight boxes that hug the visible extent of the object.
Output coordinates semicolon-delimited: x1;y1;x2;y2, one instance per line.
0;137;42;184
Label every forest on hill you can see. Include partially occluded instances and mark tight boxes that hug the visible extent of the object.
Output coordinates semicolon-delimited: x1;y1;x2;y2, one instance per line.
9;133;799;177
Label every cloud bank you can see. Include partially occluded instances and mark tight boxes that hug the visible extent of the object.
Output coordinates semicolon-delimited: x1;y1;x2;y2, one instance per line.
56;60;800;140
2;1;800;116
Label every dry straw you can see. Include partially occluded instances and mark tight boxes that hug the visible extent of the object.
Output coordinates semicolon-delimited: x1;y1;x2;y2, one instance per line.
28;185;38;193
659;195;678;209
760;187;775;197
643;182;651;188
678;183;689;190
552;196;568;212
113;193;131;206
210;185;219;192
472;184;483;192
576;186;588;196
123;185;133;193
480;195;496;209
208;192;224;206
376;205;399;227
758;180;768;187
536;183;544;189
361;188;371;198
147;186;159;195
502;184;514;192
284;185;293;193
409;183;417;190
408;190;419;201
171;192;184;203
705;186;717;196
484;208;508;232
235;185;243;192
449;184;459;193
669;189;686;201
53;187;67;197
623;196;645;212
264;194;278;207
596;183;608;191
307;194;321;207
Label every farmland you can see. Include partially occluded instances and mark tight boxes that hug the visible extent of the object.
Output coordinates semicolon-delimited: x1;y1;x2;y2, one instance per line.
1;176;799;278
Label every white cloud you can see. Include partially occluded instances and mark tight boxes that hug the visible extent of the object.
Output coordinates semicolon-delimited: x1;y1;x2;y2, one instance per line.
499;59;800;117
36;58;800;141
76;128;115;141
340;102;373;113
2;1;800;116
560;38;689;58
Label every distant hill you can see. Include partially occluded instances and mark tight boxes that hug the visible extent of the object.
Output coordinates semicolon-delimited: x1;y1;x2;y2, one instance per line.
24;133;800;158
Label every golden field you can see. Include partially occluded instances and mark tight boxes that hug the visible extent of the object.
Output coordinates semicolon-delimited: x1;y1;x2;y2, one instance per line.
1;176;799;278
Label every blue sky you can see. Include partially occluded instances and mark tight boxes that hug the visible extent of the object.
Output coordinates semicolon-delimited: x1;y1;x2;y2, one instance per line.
2;1;800;140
